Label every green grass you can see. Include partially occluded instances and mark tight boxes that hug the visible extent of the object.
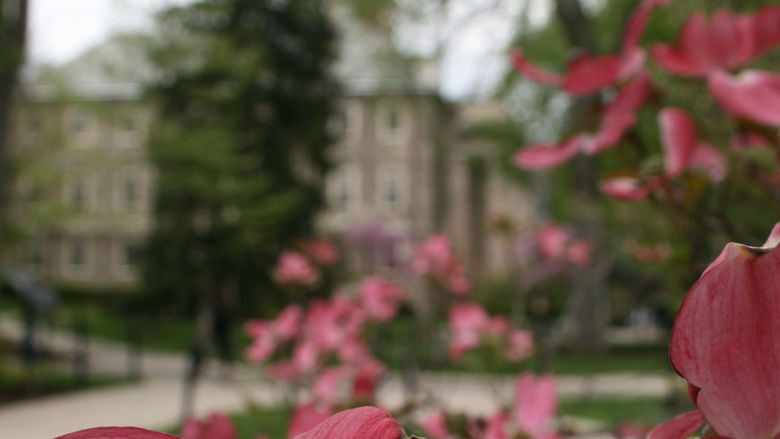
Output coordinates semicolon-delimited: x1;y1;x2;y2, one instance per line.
0;363;133;405
3;305;671;376
164;397;679;439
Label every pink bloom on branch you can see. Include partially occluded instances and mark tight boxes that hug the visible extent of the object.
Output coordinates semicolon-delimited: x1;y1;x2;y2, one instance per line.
563;55;623;96
276;305;303;340
274;251;320;287
182;413;237;439
566;240;593;267
600;176;661;201
603;72;654;119
359;277;405;322
513;136;585;170
300;238;340;266
659;108;698;179
54;428;179;439
622;0;670;53
689;143;727;183
752;5;780;55
483;412;510;439
535;223;570;261
510;52;564;87
505;329;534;362
651;9;756;77
668;222;780;439
647;411;705;439
708;69;780;127
313;367;350;405
288;403;333;439
292;406;405;439
421;411;456;439
514;373;558;438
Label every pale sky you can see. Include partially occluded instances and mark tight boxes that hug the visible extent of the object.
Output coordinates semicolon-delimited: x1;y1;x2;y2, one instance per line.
28;0;551;99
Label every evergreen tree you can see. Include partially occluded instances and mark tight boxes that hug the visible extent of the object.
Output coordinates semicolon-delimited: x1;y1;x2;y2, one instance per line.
143;0;338;318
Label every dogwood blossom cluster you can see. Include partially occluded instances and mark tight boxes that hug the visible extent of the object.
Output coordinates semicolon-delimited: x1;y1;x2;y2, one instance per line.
421;373;559;439
272;238;340;287
512;0;780;203
447;303;533;363
412;234;472;295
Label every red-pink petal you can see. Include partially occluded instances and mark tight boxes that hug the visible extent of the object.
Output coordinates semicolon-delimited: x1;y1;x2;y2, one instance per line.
421;411;454;439
600;177;660;201
689;143;727;183
535;223;570;261
514;373;558;437
511;51;564;86
54;428;179;439
659;108;698;178
182;413;236;439
752;5;780;56
513;135;585;170
604;71;654;118
650;45;708;77
483;412;509;439
670;223;780;439
582;112;636;155
622;0;670;53
646;411;705;439
617;47;646;80
708;69;780;127
292;406;404;439
288;403;333;438
566;240;593;267
563;55;622;95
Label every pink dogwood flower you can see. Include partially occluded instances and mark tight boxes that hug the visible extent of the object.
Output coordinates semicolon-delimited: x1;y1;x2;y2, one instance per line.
413;234;471;295
708;69;780;127
300;238;340;266
292;406;405;439
274;251;320;287
652;7;780;77
514;373;558;439
652;222;780;439
55;428;179;439
182;413;237;439
421;411;457;439
288;402;333;438
359;277;406;322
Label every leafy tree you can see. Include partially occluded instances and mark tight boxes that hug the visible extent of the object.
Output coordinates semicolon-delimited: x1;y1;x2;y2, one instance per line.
0;0;28;260
143;0;338;318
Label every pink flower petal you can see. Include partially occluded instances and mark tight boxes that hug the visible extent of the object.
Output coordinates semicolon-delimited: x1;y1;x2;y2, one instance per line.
535;223;570;261
421;411;455;439
514;373;558;437
752;5;780;56
622;0;670;53
313;367;351;405
659;108;698;178
670;223;780;439
54;428;179;439
510;51;564;87
563;55;622;96
274;251;320;287
604;71;654;119
690;143;727;183
566;240;593;267
650;45;708;77
292;406;404;439
182;413;237;439
647;411;705;439
708;69;780;127
582;112;637;155
505;329;534;362
617;48;646;80
288;403;333;439
513;135;586;170
600;176;662;201
483;412;509;439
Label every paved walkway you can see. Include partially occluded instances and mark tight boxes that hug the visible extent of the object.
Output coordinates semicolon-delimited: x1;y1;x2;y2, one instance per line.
0;316;678;438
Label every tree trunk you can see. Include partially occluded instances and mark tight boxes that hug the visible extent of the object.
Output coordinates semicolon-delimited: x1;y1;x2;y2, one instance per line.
0;0;28;256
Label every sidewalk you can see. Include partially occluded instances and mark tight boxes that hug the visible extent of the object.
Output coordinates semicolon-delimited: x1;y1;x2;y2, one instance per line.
0;316;677;438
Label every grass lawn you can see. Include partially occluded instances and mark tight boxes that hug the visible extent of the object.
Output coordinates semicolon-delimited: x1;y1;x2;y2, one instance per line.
2;306;671;376
0;363;133;405
165;397;679;439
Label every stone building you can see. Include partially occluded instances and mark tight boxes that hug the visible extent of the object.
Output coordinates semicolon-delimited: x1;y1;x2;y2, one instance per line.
5;11;532;288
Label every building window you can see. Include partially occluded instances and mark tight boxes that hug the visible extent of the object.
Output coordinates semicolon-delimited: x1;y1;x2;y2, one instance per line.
377;167;407;210
71;181;85;212
124;244;139;267
69;241;85;267
124;178;137;210
329;166;360;212
376;100;408;144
